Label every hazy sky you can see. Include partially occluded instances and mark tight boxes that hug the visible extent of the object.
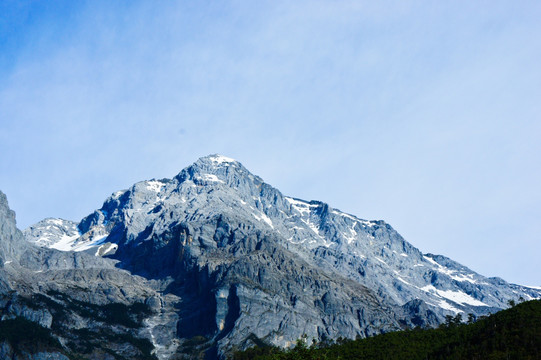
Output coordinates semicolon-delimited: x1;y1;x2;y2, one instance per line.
1;1;540;286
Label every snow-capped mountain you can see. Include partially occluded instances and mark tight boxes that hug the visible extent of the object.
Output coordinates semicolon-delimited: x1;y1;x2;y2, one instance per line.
12;154;541;358
24;218;79;249
24;217;117;256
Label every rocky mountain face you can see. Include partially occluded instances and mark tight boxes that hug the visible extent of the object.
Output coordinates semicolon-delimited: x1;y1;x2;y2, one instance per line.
0;192;178;360
2;154;540;359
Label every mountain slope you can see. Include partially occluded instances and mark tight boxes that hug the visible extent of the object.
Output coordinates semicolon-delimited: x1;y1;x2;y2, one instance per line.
19;154;541;358
233;299;541;360
0;191;178;360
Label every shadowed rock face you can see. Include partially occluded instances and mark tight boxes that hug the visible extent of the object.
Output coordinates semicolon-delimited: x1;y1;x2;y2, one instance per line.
4;154;541;359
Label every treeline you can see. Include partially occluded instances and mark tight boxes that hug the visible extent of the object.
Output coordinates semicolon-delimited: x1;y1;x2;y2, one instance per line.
232;299;541;360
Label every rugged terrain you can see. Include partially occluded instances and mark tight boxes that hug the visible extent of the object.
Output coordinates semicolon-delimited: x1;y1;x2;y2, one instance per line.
1;155;539;359
233;299;541;360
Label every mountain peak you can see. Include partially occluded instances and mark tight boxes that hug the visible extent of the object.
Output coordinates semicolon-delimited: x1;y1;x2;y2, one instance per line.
194;154;240;169
175;154;263;190
204;154;237;165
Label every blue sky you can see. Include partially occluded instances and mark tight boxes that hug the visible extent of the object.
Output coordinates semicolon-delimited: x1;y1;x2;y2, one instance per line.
1;1;540;286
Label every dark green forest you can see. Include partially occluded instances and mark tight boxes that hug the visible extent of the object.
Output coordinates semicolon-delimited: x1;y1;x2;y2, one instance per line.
233;300;541;360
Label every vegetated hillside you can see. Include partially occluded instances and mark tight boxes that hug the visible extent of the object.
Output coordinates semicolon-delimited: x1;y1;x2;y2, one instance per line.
233;299;541;360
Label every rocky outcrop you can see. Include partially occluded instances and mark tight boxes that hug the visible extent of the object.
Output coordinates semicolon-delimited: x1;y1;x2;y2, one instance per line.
0;341;69;360
0;191;168;359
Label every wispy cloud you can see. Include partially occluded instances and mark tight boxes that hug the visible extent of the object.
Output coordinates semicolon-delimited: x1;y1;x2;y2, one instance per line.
1;0;540;285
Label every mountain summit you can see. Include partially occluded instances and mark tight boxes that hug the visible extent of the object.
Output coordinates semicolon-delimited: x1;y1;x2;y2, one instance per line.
7;154;541;359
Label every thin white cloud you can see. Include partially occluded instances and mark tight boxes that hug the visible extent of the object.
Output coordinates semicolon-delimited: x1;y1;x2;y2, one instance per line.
0;1;540;285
